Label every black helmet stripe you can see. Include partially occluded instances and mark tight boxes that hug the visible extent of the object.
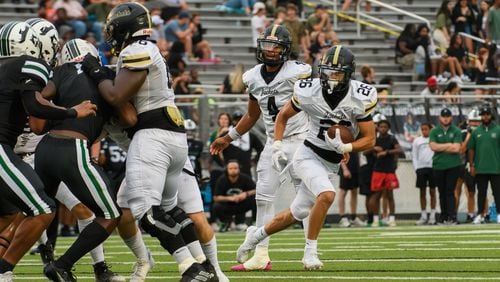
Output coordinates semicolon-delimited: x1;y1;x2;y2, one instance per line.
26;18;44;26
332;45;342;65
0;22;17;56
67;39;80;60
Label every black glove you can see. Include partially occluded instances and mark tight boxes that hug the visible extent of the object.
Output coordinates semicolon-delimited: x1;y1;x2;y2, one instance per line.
82;53;113;84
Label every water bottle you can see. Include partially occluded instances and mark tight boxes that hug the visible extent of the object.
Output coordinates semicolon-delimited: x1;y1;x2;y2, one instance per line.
488;202;497;223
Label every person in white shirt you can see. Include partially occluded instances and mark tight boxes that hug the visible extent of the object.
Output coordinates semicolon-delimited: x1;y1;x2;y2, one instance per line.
251;2;268;50
420;76;440;97
411;122;436;225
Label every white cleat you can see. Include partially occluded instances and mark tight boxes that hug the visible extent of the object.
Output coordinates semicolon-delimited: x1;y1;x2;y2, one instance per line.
339;217;351;228
415;217;427;226
0;271;13;282
130;251;155;282
216;270;230;282
236;226;258;263
473;215;484;225
350;217;366;227
302;252;324;270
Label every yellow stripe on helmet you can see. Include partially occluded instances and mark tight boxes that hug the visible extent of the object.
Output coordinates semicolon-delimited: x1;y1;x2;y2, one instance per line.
332;45;342;65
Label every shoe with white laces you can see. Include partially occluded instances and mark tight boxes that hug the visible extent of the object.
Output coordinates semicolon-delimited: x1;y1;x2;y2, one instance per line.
450;76;463;84
437;75;447;83
415;217;427;226
388;220;397;227
302;250;324;270
130;251;155;282
236;226;258;263
231;246;272;271
0;271;13;282
339;217;351;228
460;74;471;82
473;215;484;225
350;217;366;227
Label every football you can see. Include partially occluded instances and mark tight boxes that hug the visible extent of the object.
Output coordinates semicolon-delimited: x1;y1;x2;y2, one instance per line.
327;125;355;143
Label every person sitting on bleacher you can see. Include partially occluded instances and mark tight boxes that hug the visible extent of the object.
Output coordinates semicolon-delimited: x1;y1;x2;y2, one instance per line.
53;0;102;41
395;23;418;68
164;11;195;59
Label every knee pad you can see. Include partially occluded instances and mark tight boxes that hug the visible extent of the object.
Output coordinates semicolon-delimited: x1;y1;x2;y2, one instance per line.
166;206;198;244
290;201;311;221
139;207;184;254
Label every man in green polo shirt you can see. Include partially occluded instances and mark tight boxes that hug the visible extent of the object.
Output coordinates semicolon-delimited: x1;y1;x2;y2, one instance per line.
467;105;500;224
429;108;462;224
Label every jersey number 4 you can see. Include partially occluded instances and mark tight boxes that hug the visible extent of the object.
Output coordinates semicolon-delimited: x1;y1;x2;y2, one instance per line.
267;96;279;122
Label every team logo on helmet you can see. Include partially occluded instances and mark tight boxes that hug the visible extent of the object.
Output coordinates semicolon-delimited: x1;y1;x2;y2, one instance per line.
0;21;40;58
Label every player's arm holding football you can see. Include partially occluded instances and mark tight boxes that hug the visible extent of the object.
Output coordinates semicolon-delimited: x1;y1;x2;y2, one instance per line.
210;97;262;155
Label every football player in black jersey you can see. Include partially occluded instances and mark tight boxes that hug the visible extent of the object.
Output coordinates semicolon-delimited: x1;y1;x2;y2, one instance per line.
34;39;132;281
0;21;97;281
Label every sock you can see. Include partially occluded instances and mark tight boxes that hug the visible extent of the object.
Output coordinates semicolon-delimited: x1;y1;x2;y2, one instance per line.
302;216;310;243
421;210;428;219
254;227;268;242
38;231;48;245
123;231;149;260
172;246;196;274
201;236;221;271
256;200;273;248
56;220;110;271
367;213;374;224
187;241;206;263
430;209;436;219
305;239;317;252
0;259;14;273
389;215;395;222
78;216;105;264
373;215;379;224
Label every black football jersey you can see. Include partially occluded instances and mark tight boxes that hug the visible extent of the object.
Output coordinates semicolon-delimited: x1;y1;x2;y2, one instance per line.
49;63;113;143
187;138;204;178
0;56;52;147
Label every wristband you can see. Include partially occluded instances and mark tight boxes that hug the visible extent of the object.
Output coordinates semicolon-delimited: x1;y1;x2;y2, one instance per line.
228;127;241;140
344;143;353;153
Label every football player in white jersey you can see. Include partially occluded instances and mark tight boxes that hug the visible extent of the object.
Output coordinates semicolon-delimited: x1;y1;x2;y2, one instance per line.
235;45;377;270
82;3;216;281
210;25;311;271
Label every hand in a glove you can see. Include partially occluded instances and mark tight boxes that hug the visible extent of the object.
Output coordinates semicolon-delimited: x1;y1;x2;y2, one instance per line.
325;128;353;154
82;53;113;84
272;140;288;172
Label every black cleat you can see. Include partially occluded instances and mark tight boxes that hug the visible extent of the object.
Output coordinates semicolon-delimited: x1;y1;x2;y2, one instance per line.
44;262;76;282
180;263;213;282
93;261;125;282
201;260;219;282
39;243;55;265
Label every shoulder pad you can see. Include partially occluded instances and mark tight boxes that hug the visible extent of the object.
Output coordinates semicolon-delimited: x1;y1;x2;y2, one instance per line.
120;41;155;70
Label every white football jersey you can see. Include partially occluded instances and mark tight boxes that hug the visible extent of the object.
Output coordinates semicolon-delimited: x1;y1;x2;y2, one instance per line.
292;78;377;151
13;123;43;154
117;40;175;114
243;60;311;140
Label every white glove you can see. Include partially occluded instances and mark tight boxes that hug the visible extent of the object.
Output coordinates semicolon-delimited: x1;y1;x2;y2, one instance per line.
325;128;353;154
272;140;288;172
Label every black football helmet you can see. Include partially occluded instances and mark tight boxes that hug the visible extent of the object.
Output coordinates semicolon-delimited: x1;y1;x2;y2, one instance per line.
256;25;291;66
104;2;152;56
319;45;355;95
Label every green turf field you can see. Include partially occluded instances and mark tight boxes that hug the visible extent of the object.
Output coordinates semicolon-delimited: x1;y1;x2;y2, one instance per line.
13;224;500;281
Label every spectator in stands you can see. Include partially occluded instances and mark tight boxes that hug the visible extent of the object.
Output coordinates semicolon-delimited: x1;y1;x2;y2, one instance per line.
209;112;232;146
340;0;371;15
156;38;170;58
150;14;165;41
54;8;74;40
476;0;491;41
443;81;461;103
360;65;376;85
306;5;339;47
190;13;213;60
220;63;246;94
452;0;476;53
283;3;309;60
161;0;189;22
273;6;286;25
307;31;331;75
190;69;202;85
475;47;491;96
446;33;472;82
420;76;441;96
370;120;401;227
429;108;462;225
488;0;500;43
377;76;394;103
217;0;257;16
251;2;268;51
434;0;454;50
38;0;57;22
404;112;421;143
171;68;190;95
213;160;257;231
338;152;365;227
53;0;102;41
412;123;437;225
85;0;114;30
167;41;187;72
164;11;194;59
276;0;303;14
415;24;446;79
468;105;500;224
395;23;418;68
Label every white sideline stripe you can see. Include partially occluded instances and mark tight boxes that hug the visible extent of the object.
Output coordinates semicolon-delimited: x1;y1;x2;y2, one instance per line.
10;276;500;280
18;258;500;266
381;230;500;236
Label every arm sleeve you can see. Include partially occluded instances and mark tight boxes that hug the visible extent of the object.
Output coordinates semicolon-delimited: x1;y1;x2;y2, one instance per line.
21;91;77;120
